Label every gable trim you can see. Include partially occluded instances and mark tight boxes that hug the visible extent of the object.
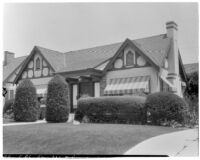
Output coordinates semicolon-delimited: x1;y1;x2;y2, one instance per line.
103;38;159;74
3;58;26;84
13;46;55;84
178;50;188;82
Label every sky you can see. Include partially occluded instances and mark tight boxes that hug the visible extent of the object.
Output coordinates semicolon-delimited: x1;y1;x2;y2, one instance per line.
3;3;199;64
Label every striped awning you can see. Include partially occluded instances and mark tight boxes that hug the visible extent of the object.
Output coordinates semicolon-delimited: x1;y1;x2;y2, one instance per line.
104;76;150;95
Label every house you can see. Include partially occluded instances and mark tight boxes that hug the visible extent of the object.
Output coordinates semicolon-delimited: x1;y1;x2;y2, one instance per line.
3;21;187;112
184;63;198;75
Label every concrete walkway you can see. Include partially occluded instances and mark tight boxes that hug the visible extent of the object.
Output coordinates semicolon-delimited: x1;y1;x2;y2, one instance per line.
3;114;75;126
125;128;198;156
3;120;46;126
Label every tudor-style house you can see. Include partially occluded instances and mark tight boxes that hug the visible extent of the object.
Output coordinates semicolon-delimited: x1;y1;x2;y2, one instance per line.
3;21;187;112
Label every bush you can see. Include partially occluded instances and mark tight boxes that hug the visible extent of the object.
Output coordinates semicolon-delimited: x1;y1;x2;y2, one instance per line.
3;99;14;114
75;96;147;124
46;75;70;122
13;79;39;122
145;92;188;126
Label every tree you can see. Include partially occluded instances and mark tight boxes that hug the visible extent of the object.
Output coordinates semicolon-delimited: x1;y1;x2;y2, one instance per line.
13;79;39;122
46;75;70;122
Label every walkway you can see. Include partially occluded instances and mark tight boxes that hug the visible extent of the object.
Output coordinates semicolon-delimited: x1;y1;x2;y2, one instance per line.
3;120;46;126
125;128;198;156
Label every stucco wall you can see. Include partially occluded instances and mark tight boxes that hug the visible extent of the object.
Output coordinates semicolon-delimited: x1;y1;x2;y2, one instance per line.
100;67;160;95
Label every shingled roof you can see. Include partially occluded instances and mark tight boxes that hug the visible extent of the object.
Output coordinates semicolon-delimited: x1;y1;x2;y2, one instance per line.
3;34;172;82
3;56;27;82
57;34;170;73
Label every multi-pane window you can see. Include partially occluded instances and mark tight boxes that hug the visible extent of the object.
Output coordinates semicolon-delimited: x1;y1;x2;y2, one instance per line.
36;58;41;70
9;90;14;99
126;51;134;66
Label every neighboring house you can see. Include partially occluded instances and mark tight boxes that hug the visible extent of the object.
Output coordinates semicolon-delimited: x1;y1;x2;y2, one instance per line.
3;21;187;112
184;63;199;75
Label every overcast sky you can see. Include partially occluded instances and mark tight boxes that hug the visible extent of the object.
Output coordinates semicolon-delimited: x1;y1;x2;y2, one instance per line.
3;3;198;64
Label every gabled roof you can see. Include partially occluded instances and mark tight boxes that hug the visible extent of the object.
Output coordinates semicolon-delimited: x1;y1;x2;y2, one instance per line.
184;63;199;75
3;34;173;83
36;46;65;71
3;56;27;82
56;34;170;73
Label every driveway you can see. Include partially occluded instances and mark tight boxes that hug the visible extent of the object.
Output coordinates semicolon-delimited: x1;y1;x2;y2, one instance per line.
125;128;198;156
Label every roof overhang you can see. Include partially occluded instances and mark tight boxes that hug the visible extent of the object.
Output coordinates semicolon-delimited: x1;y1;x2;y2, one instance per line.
56;68;103;82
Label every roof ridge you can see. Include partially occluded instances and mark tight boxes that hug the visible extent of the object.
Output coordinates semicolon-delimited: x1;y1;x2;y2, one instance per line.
64;33;166;55
35;45;64;54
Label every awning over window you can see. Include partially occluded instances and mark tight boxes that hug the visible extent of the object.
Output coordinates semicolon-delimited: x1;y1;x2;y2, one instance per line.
104;76;150;95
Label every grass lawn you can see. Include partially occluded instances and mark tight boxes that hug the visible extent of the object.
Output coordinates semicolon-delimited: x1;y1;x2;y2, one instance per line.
3;118;15;124
3;123;183;155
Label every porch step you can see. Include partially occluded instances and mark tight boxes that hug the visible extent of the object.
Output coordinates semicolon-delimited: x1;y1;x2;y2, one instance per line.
67;113;75;123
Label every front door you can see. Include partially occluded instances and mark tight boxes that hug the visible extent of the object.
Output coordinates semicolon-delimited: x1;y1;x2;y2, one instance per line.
79;82;94;98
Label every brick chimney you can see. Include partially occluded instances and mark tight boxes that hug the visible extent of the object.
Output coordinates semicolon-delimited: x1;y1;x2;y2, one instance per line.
4;51;15;66
166;21;181;96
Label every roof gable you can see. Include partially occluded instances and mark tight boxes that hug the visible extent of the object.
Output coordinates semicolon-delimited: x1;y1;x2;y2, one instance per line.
13;46;57;83
103;38;160;73
56;34;170;73
3;56;27;83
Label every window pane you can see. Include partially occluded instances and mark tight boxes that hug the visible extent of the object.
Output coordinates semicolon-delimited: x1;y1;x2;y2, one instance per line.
36;58;40;69
126;51;134;66
10;90;14;99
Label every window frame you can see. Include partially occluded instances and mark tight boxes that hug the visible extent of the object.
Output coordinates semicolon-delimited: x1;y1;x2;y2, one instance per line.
35;57;41;70
124;49;135;67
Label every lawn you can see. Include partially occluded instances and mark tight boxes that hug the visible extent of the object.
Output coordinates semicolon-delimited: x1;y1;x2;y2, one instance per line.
3;123;182;155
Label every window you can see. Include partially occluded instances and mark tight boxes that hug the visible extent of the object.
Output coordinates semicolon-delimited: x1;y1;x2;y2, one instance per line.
126;51;134;66
9;90;14;99
36;58;41;70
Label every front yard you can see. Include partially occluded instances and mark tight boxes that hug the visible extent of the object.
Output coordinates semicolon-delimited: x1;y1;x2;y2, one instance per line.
3;123;182;155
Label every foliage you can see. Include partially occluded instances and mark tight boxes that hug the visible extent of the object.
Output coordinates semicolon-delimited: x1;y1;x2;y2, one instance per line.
145;92;189;126
3;99;14;114
46;75;70;122
13;79;39;122
75;96;147;124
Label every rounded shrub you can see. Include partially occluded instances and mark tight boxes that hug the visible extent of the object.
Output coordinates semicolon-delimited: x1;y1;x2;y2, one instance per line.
75;96;147;124
13;79;39;122
46;75;70;122
145;92;188;125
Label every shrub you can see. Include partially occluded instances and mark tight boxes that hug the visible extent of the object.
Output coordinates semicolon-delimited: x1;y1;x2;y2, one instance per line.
3;99;14;114
145;92;188;126
46;75;70;122
75;96;147;124
13;79;39;122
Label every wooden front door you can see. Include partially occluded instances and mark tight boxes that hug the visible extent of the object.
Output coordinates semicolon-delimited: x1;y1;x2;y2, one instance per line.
79;82;94;98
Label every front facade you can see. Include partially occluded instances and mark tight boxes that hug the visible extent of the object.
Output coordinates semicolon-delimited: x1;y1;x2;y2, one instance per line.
3;21;187;112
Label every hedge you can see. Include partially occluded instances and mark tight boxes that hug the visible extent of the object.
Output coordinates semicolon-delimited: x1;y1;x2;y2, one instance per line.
46;75;70;122
13;79;39;122
145;92;189;125
75;96;147;124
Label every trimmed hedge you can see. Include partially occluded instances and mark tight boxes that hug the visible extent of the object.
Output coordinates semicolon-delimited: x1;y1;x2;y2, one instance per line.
145;92;188;125
75;96;147;124
13;79;39;122
46;75;70;122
